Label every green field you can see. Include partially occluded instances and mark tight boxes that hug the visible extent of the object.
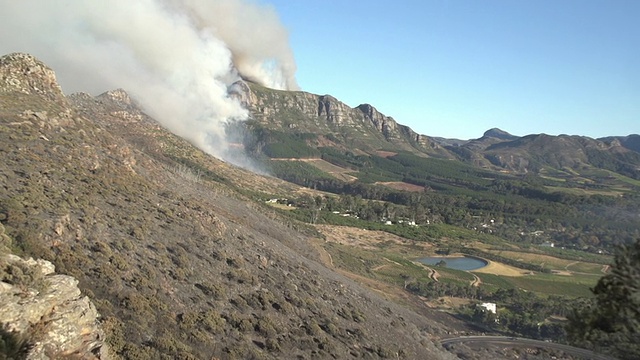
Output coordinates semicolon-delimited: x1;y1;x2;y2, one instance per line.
504;274;596;298
321;225;605;299
488;250;604;274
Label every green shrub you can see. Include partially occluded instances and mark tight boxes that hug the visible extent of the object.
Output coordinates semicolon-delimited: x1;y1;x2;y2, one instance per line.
254;315;277;337
0;258;46;290
265;337;280;352
194;282;226;300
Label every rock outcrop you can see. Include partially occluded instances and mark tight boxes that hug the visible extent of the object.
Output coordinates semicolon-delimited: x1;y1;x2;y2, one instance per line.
0;53;66;103
0;259;110;359
239;80;452;156
357;103;396;139
1;226;109;359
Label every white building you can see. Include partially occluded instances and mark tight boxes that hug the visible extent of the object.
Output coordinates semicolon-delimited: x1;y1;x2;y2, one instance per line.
480;302;497;314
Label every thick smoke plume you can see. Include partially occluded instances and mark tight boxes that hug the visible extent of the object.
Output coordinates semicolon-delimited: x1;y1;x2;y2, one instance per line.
0;0;298;161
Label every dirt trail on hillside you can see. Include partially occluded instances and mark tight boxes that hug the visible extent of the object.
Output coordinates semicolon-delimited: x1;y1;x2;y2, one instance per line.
371;257;403;272
311;239;334;268
565;261;580;270
470;273;482;287
414;262;440;282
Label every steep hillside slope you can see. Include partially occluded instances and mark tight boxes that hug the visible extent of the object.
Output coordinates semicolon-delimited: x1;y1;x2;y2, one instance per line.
233;80;452;158
481;134;640;177
443;128;518;168
600;134;640;154
0;53;455;359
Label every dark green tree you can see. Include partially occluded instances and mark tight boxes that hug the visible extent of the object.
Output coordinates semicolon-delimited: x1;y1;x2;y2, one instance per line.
566;239;640;359
434;260;448;267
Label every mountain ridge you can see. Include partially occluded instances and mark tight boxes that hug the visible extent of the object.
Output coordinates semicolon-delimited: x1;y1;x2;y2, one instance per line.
482;128;518;141
237;79;638;151
239;80;454;158
1;52;457;359
2;52;639;359
236;80;640;180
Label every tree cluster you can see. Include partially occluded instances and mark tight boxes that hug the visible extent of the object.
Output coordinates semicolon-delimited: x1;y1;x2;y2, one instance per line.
566;239;640;359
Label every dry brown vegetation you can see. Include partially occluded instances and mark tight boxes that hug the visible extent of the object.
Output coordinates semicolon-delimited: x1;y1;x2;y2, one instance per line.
472;260;528;277
375;181;426;192
0;61;455;359
271;158;359;182
317;225;433;252
375;151;398;158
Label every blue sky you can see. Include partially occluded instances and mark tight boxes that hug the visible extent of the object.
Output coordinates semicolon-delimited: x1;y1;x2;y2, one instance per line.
264;0;639;139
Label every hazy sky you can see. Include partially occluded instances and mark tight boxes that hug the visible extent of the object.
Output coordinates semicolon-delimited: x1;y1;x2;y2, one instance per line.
266;0;639;139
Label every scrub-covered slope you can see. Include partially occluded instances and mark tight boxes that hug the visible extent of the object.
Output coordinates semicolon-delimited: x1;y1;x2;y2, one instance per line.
0;53;454;359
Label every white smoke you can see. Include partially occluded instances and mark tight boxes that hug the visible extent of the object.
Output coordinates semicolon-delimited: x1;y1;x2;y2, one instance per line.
0;0;297;160
171;0;299;91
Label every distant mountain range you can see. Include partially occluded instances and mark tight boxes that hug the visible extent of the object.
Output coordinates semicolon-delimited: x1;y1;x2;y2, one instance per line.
237;80;640;182
1;52;638;359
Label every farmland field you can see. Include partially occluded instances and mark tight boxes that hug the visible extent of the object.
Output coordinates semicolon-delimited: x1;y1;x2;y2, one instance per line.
376;181;426;192
301;158;358;181
504;274;596;297
472;260;527;277
317;224;605;299
487;250;606;274
270;158;358;181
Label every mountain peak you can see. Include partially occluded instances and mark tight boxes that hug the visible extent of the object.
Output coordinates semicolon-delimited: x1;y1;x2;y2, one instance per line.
0;52;65;101
483;128;517;140
98;88;133;104
96;88;142;112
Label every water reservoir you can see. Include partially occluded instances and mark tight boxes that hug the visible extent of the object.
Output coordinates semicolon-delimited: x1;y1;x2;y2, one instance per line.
418;256;488;271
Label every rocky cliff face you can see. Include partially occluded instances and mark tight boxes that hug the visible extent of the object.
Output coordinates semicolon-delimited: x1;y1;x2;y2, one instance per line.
1;226;109;359
0;53;66;103
239;80;451;156
356;103;396;139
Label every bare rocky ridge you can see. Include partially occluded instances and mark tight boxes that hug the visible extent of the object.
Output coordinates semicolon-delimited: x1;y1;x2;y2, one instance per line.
1;226;109;359
0;53;67;104
238;80;452;157
0;53;457;359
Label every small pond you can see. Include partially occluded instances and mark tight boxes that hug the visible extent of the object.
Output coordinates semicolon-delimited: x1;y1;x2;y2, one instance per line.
418;256;488;271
